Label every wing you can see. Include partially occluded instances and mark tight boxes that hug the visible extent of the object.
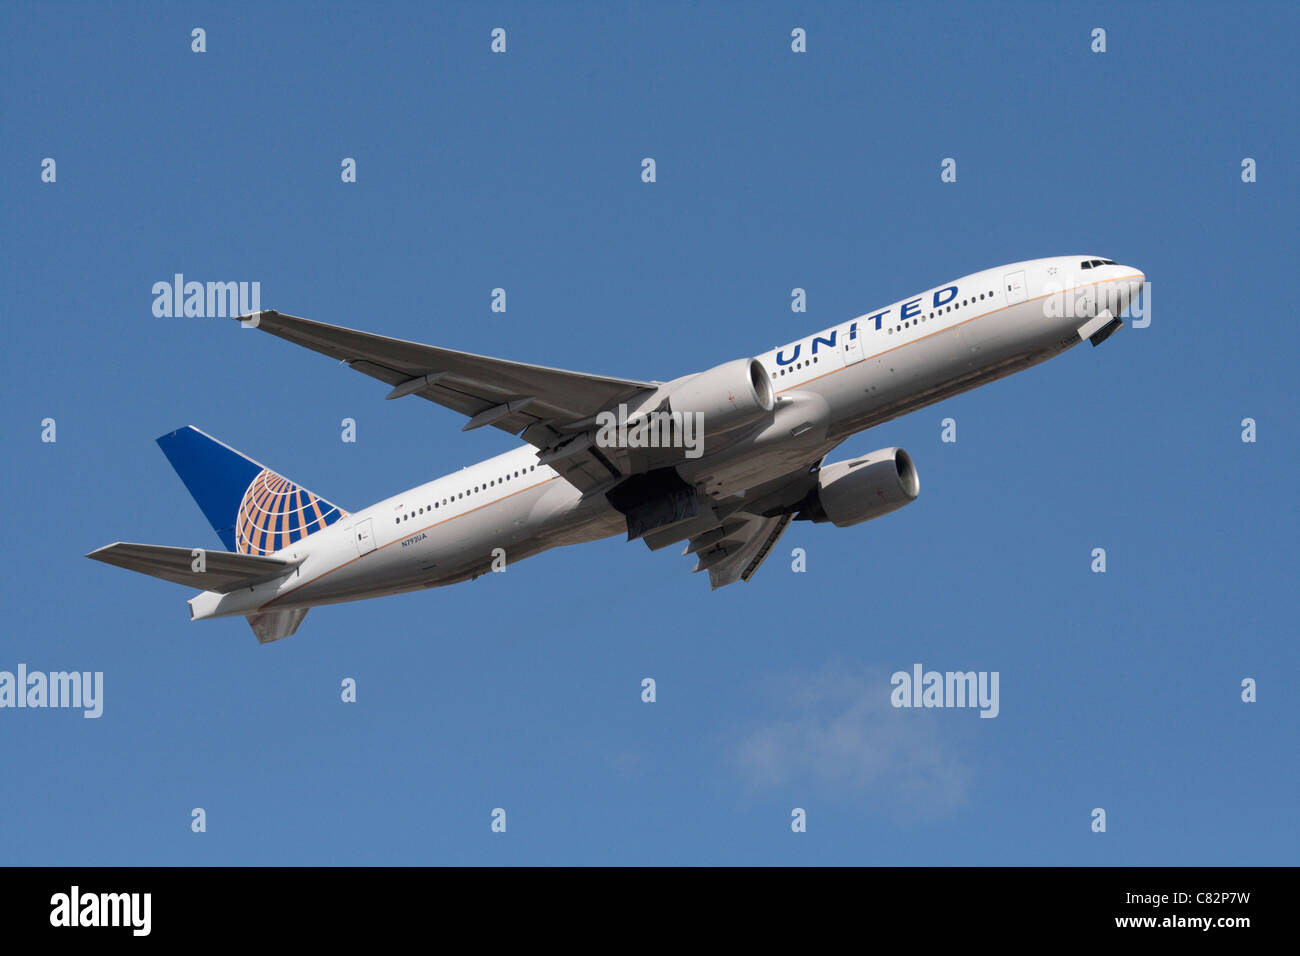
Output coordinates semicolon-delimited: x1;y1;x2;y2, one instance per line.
87;542;301;592
237;310;657;493
683;512;794;589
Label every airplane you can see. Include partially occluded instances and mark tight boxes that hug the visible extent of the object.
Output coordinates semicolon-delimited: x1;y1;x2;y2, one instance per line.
88;256;1144;643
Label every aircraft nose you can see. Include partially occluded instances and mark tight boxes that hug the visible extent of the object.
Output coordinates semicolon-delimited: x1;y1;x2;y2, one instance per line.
1126;268;1146;311
1106;265;1145;316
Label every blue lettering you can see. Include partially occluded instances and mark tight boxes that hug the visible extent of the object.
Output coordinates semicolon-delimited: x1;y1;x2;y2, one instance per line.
776;344;801;366
811;331;836;354
933;285;957;308
901;297;922;321
868;309;890;330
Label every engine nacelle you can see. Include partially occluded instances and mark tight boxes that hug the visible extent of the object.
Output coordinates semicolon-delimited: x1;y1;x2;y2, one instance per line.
667;357;775;437
797;448;920;528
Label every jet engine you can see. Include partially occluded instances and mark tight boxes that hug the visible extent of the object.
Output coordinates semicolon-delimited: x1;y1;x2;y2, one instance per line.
666;358;775;437
795;448;920;528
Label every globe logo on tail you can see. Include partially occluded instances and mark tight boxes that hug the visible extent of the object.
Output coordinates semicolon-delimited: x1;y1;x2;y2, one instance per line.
235;469;346;555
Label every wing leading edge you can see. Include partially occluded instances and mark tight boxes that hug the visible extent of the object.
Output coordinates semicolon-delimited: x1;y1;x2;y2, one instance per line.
237;310;657;493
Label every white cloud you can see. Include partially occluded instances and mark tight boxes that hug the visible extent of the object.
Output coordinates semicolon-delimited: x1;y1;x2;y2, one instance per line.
729;664;974;819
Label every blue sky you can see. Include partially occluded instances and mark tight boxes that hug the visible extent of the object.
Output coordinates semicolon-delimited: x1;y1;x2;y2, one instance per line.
2;1;1296;865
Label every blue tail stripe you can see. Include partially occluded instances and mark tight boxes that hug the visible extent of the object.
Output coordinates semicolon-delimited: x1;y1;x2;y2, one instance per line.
156;426;346;554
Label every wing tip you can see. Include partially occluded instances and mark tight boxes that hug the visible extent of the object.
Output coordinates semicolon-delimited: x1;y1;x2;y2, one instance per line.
232;309;281;328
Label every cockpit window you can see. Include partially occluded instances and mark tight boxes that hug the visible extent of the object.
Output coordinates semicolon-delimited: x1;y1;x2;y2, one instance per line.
1081;259;1115;269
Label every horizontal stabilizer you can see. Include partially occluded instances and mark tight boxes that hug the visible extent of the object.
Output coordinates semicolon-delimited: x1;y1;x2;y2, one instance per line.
86;542;301;592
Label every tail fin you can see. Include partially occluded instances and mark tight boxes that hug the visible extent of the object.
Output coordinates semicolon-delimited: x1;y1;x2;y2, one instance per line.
156;426;347;555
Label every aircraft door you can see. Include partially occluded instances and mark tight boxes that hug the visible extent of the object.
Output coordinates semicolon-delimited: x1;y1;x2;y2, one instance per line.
1004;270;1027;304
840;322;865;366
354;518;375;556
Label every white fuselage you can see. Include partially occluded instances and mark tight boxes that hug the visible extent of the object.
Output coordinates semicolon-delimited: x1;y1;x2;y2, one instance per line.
189;256;1144;621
